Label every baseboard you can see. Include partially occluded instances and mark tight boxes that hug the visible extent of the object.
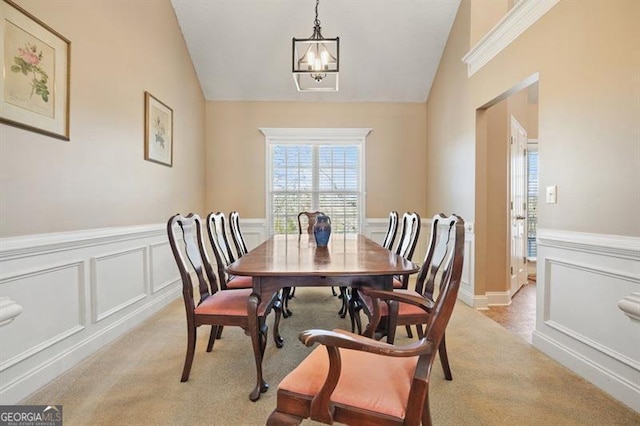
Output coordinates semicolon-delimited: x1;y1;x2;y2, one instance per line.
0;287;180;404
533;331;640;413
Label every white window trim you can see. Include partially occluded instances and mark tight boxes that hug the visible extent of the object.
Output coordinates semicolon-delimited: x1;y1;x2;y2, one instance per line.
260;128;371;235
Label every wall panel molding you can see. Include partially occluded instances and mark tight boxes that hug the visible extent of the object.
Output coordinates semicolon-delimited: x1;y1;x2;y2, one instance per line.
0;260;86;372
535;228;640;412
0;224;179;404
149;241;180;293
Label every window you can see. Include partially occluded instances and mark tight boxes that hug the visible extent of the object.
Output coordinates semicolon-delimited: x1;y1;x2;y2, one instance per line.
261;128;370;235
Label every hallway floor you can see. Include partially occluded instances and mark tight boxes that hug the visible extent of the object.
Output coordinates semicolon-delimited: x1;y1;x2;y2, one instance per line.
480;280;537;344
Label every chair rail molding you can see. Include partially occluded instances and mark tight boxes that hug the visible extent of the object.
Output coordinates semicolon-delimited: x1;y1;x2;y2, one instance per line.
462;0;560;77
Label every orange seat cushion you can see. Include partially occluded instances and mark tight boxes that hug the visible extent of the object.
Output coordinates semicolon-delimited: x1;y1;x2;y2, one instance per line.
226;275;253;289
195;288;268;316
278;332;417;419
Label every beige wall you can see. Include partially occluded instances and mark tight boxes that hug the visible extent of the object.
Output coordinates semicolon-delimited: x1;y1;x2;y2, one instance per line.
426;0;640;298
469;0;509;47
0;0;206;237
469;0;640;236
425;0;475;222
205;101;427;220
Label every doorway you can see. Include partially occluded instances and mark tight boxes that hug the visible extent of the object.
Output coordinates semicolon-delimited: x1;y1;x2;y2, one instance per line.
475;76;539;342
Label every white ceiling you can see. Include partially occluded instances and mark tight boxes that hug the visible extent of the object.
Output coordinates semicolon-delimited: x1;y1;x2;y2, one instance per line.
170;0;460;103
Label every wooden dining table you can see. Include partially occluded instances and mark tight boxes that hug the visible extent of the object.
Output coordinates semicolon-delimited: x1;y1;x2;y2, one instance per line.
227;233;419;401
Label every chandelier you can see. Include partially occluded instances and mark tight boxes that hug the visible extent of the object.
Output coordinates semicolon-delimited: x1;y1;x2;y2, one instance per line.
292;0;339;91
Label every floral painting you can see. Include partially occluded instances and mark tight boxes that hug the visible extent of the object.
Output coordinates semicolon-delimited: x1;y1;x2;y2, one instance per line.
0;0;70;140
4;21;54;117
144;92;173;167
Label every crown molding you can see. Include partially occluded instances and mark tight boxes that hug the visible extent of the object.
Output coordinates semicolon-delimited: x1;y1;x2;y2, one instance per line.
462;0;560;77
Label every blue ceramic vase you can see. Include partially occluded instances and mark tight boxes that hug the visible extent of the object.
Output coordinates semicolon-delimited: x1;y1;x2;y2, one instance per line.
313;214;332;247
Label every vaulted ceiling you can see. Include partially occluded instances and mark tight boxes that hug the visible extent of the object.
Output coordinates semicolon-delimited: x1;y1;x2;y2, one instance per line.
170;0;461;102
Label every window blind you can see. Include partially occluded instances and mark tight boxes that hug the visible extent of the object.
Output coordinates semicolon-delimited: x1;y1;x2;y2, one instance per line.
270;143;361;234
527;149;538;259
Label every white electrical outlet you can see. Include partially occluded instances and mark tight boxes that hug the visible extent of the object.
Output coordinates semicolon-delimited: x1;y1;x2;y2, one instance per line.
546;185;557;204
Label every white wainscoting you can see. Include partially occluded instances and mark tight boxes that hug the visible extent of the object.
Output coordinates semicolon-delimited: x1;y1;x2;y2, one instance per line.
534;229;640;412
0;225;181;404
0;217;476;404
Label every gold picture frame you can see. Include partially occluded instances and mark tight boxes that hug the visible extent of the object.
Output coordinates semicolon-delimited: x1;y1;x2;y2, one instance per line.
0;0;70;140
144;91;173;167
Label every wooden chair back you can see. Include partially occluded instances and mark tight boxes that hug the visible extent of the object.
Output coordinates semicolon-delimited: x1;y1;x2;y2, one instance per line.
168;213;218;311
415;213;463;300
297;211;324;235
381;210;399;250
395;211;421;260
229;211;249;258
206;212;236;289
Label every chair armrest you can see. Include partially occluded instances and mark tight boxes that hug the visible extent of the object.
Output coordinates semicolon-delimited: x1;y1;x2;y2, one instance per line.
360;287;435;313
299;328;432;358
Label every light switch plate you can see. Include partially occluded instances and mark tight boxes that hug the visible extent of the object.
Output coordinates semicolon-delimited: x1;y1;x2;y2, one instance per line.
546;185;557;204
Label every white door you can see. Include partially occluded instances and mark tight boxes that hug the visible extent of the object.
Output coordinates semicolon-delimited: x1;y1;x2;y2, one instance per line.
509;116;527;296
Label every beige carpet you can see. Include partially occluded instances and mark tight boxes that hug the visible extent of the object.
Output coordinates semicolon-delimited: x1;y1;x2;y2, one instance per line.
23;288;639;425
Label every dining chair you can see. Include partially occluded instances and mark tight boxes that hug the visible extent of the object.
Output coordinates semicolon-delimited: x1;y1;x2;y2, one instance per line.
167;213;283;385
297;211;325;236
392;211;421;289
349;212;421;334
266;214;465;426
206;212;252;290
359;213;463;381
229;210;249;258
381;210;399;250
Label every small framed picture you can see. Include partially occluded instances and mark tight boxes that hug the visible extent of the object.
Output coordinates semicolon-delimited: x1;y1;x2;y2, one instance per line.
144;91;173;167
0;0;71;140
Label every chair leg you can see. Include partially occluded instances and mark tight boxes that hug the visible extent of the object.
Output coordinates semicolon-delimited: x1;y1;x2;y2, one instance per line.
273;300;284;348
181;326;197;382
267;410;303;425
207;326;218;352
405;325;414;338
338;286;348;318
331;286;338;296
421;390;433;426
348;295;362;335
439;333;453;380
282;288;293;318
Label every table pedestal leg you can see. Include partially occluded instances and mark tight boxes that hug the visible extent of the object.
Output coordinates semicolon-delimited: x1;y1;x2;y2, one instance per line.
248;293;268;401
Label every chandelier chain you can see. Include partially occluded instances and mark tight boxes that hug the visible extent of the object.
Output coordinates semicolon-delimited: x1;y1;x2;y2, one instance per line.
314;0;321;27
